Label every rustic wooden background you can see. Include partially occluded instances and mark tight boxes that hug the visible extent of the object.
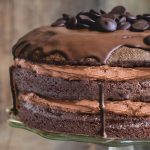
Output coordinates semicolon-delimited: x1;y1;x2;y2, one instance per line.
0;0;149;149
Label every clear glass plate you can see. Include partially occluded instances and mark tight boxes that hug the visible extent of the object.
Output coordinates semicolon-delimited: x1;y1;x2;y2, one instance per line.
7;108;150;147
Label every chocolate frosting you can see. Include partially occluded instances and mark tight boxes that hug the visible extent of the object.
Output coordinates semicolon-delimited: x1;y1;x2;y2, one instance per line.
19;92;150;117
15;59;150;81
12;26;150;66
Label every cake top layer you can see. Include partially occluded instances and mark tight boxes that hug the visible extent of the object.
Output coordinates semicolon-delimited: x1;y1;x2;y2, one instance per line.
12;6;150;67
12;26;150;67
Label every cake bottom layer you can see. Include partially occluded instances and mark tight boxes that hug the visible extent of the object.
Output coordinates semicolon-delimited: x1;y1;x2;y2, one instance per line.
18;97;102;136
18;93;150;139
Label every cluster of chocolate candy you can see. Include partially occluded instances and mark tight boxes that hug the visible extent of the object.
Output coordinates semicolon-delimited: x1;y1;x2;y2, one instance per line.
51;6;150;32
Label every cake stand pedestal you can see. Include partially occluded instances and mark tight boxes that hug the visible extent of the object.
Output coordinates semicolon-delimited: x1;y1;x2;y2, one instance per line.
108;146;134;150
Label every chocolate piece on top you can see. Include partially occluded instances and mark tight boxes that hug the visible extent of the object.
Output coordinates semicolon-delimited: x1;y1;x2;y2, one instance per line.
144;35;150;46
51;6;150;32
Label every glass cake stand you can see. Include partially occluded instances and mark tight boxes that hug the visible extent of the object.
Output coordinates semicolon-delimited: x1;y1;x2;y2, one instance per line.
7;108;150;150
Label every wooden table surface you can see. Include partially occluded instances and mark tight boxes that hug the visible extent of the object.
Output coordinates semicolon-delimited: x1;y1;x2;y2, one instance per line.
0;0;149;149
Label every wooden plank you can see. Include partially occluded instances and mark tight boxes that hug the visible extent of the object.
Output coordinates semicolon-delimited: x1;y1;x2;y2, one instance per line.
11;0;99;41
0;0;12;122
97;0;150;14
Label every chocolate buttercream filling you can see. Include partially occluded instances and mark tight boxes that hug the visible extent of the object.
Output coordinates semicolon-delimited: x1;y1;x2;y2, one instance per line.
18;93;150;117
14;59;150;81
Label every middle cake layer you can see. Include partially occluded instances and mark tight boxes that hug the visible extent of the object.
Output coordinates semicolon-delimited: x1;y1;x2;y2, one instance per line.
12;67;150;102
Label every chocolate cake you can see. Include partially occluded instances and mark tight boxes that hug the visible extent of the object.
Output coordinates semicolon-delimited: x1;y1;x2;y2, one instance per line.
10;6;150;139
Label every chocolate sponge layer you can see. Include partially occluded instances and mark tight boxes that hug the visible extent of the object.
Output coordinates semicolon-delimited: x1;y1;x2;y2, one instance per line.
12;67;150;102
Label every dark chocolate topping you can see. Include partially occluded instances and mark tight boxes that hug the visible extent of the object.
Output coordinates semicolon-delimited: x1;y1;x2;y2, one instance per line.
51;6;150;32
12;26;150;66
132;19;149;31
144;35;150;46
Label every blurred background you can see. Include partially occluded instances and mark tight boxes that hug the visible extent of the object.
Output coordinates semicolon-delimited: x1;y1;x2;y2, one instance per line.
0;0;150;150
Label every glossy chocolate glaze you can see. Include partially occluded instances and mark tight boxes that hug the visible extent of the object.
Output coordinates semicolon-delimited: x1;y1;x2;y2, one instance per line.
12;26;150;66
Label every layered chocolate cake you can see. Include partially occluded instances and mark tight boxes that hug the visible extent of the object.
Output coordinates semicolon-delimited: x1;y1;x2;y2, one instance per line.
10;6;150;139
